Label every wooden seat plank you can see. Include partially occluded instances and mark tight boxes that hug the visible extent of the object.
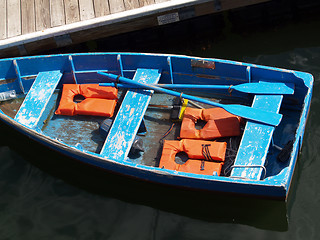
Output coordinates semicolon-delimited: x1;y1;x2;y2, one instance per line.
15;71;62;128
230;94;283;180
100;68;161;161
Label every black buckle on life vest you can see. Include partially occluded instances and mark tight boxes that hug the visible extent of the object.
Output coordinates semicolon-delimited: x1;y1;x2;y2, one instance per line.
200;160;205;171
200;144;212;171
202;144;213;161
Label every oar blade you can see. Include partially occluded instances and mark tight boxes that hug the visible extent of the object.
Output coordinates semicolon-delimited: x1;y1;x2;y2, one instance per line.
234;82;295;95
224;104;282;126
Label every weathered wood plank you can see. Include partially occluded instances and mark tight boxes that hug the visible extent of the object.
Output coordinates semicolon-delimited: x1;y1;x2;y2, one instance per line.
7;0;21;37
50;0;65;27
139;0;154;7
124;0;140;10
15;71;63;129
35;0;50;31
78;0;95;21
64;0;80;24
21;0;36;35
0;0;6;40
100;68;161;161
155;0;170;3
109;0;126;14
93;0;110;17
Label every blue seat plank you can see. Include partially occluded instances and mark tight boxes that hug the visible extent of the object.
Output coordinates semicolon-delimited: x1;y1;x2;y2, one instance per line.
15;71;62;128
230;94;283;180
100;68;161;161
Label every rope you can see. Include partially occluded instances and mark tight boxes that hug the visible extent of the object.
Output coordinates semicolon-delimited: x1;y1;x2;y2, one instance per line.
159;123;175;144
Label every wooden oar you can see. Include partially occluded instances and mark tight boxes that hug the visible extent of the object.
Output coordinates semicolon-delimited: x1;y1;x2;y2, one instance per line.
98;72;282;126
98;82;294;95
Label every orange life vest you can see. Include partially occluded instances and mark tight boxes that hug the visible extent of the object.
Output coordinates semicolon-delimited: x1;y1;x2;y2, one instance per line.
180;107;241;140
55;84;118;117
159;139;226;175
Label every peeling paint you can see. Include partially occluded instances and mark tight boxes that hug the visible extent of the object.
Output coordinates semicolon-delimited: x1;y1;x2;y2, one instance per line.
14;71;62;128
231;94;283;180
100;68;161;161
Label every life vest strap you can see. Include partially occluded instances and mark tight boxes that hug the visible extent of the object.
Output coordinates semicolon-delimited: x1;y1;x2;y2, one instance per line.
159;139;226;176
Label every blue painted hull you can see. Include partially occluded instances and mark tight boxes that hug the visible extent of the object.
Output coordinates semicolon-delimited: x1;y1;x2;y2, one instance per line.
0;53;313;199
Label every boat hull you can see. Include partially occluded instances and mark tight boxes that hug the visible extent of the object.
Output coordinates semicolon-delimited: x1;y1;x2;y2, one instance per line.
0;53;313;199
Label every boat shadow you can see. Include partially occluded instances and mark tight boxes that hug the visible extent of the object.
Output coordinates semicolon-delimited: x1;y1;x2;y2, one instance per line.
0;122;289;232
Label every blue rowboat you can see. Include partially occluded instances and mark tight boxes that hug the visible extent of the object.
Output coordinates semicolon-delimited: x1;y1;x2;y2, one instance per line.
0;53;313;199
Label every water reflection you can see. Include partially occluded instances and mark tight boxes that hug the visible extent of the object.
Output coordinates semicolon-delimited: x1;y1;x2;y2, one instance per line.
0;122;288;232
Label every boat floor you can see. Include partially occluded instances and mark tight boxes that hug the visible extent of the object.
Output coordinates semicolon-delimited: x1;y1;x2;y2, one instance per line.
0;91;301;178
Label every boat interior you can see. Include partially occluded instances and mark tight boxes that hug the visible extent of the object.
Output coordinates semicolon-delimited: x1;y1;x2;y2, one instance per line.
0;54;310;181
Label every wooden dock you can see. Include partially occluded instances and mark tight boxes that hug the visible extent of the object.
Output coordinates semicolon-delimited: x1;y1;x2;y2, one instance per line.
0;0;269;58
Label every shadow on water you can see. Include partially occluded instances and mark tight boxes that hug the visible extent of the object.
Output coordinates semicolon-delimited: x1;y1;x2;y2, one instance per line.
0;122;289;232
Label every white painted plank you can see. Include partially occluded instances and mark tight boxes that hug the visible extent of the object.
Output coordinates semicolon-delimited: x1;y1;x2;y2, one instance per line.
7;0;21;37
93;0;110;17
21;0;36;34
0;0;6;40
109;0;126;14
64;0;80;24
35;0;50;31
78;0;95;21
0;0;214;50
50;0;65;27
124;0;140;10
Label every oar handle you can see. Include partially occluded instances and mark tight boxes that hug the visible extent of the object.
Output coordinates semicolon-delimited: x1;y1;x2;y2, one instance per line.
99;82;294;95
98;72;282;126
99;73;224;109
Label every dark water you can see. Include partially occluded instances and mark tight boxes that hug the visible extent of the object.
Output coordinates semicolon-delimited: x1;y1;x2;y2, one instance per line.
1;8;320;240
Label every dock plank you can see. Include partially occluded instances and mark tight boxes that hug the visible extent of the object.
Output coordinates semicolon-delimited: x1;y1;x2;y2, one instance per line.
0;0;6;40
0;0;273;58
64;0;80;24
139;0;155;7
109;0;126;14
93;0;110;17
35;0;50;31
100;68;161;161
50;0;66;27
124;0;140;10
21;0;36;35
79;0;95;21
7;0;21;38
